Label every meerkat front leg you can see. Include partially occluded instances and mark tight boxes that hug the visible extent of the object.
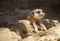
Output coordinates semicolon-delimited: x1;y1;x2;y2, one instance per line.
33;21;42;33
39;23;47;31
33;22;38;32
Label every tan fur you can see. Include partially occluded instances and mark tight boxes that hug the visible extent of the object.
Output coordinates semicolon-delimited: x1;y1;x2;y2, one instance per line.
27;9;47;32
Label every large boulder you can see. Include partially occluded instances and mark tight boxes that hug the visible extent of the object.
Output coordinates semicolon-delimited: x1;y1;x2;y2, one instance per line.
0;28;21;41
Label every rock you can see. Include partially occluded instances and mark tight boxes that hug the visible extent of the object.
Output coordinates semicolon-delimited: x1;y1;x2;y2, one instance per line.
49;19;59;26
22;35;40;41
18;20;34;34
22;23;60;41
43;19;59;29
22;36;34;41
0;28;21;41
43;19;54;29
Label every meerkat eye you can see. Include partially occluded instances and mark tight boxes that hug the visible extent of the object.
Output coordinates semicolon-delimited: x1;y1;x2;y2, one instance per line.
36;11;40;14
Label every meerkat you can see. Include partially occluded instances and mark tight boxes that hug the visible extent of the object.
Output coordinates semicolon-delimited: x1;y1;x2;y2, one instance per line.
27;9;47;33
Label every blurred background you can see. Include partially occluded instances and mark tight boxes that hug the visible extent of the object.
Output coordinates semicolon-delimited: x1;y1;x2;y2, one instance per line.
0;0;60;20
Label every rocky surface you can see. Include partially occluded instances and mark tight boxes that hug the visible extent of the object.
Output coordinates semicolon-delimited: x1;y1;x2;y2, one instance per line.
22;23;60;41
0;28;21;41
0;9;60;41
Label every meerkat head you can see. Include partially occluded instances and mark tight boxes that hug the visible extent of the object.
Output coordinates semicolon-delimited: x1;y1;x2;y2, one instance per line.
28;9;45;20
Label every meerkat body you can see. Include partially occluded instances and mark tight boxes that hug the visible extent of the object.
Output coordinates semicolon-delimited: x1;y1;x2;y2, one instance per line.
27;9;47;33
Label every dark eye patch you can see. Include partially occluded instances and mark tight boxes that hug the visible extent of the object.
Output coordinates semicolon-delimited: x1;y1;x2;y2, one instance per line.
36;11;40;14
